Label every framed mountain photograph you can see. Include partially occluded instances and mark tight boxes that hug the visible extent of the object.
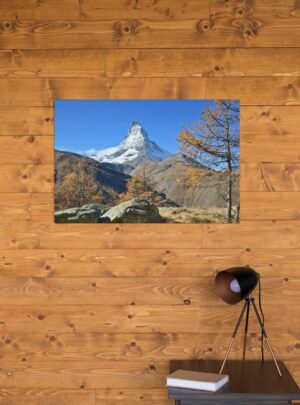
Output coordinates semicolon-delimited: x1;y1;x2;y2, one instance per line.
55;100;240;224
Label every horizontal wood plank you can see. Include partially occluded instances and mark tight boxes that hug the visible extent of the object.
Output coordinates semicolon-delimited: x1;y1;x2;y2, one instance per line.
241;106;300;136
0;107;53;136
0;193;30;221
202;221;300;248
241;192;300;220
1;49;300;79
0;136;53;164
1;248;300;278
0;276;297;306
96;388;168;405
0;222;204;249
206;77;300;105
0;79;52;106
80;0;300;21
242;135;300;163
0;359;298;390
106;48;300;78
210;0;300;19
0;359;168;389
0;304;298;333
3;221;300;249
0;78;299;106
0;389;94;405
0;359;299;389
1;331;297;362
1;18;300;49
0;165;53;193
80;0;210;20
0;50;105;79
240;163;300;192
2;221;300;250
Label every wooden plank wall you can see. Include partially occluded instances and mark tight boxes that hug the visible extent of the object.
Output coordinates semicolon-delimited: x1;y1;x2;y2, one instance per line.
0;0;300;404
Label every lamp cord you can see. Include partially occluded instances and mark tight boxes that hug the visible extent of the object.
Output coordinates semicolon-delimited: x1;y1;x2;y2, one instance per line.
258;275;265;363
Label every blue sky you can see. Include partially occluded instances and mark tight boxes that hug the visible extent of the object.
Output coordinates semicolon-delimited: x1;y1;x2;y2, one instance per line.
55;99;217;154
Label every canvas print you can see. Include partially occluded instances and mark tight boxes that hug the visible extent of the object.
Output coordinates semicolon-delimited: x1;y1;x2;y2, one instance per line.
55;100;240;224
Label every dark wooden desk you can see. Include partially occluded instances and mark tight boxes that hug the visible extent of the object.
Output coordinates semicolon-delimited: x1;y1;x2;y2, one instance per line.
168;360;300;404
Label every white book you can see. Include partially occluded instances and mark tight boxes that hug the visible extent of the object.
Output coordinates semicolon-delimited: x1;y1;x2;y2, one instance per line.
166;369;229;392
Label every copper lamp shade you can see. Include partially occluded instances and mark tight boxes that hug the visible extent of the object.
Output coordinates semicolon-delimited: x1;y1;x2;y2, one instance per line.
215;267;259;305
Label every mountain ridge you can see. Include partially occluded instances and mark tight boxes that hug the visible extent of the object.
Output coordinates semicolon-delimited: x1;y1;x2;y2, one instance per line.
85;121;170;174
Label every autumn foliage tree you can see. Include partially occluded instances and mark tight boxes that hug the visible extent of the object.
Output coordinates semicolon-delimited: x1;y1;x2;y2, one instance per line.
178;100;240;223
55;160;102;210
119;166;161;204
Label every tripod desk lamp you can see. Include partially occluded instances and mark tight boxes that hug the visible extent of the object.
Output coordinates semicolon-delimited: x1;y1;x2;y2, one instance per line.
215;267;282;377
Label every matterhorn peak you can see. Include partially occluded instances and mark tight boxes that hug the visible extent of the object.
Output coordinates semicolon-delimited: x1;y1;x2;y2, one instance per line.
85;121;170;174
124;120;149;143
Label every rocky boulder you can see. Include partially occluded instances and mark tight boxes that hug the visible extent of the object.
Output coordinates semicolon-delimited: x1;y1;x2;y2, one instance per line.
101;198;162;223
80;203;109;216
55;204;110;223
55;207;81;223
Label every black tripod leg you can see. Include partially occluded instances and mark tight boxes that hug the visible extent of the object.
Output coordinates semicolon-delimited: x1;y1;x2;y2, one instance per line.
242;299;250;360
250;299;282;377
219;300;248;374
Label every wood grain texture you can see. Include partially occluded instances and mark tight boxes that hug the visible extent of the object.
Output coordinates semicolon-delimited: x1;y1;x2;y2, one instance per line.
3;220;300;249
96;388;169;405
1;248;300;278
0;0;80;20
0;389;95;405
1;49;300;79
0;107;53;136
0;276;297;306
0;193;30;221
0;50;105;78
1;18;300;49
1;332;298;362
80;0;210;20
0;304;298;334
0;77;299;106
0;136;53;164
241;163;300;191
106;48;300;77
0;0;299;403
0;165;53;193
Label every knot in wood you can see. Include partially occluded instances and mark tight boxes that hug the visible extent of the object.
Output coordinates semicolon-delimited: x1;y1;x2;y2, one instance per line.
114;20;139;38
2;21;16;33
197;19;211;33
233;4;250;18
232;18;259;40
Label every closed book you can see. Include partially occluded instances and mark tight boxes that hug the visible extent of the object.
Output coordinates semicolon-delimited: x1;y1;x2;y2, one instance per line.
166;369;229;392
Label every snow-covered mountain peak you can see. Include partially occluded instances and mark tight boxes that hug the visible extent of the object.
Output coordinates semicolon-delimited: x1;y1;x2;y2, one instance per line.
85;121;170;173
123;121;149;144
